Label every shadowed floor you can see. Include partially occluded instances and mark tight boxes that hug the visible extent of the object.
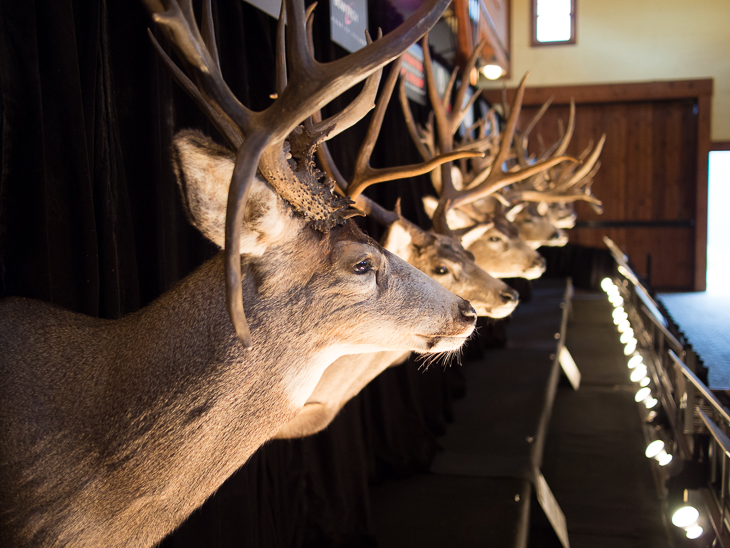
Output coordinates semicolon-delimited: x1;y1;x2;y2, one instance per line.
370;283;669;547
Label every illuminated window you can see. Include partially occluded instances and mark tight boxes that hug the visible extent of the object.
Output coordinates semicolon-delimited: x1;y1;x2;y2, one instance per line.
531;0;576;46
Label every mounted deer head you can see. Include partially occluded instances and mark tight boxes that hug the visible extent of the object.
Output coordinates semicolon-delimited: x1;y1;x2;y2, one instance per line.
503;99;606;243
421;194;547;279
0;1;474;546
314;55;519;317
399;39;571;278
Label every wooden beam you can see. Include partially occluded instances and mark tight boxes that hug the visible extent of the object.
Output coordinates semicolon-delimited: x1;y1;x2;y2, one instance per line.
480;79;714;106
711;141;730;151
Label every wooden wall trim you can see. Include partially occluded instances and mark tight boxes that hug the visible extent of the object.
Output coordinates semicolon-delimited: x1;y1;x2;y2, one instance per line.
481;78;714;106
695;94;711;291
711;141;730;151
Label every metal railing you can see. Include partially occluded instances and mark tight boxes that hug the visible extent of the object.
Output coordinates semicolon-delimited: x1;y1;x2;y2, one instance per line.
604;236;730;546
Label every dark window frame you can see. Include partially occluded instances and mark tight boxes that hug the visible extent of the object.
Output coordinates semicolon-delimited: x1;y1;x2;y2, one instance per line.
530;0;576;47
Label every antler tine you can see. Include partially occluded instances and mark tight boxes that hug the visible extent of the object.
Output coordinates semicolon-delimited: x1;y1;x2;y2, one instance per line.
552;99;575;157
559;133;606;191
514;95;553;168
311;36;384;140
316;129;399;227
399;77;433;162
347;58;483;198
200;0;220;70
451;41;485;135
431;198;455;238
275;0;288;95
441;68;460;114
520;95;554;146
147;30;242;148
450;74;576;209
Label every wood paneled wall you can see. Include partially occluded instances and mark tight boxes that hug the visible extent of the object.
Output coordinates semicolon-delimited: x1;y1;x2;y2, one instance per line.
483;80;712;290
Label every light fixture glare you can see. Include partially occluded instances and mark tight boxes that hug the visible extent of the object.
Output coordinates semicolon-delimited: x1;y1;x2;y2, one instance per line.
658;451;673;466
671;506;699;528
634;387;651;402
480;64;504;80
645;440;664;458
685;524;703;539
630;365;647;382
624;340;637;355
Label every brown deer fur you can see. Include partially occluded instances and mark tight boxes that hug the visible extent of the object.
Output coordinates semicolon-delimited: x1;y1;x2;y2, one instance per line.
0;133;476;548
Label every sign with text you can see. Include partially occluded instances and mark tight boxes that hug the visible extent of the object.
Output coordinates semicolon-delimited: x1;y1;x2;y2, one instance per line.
330;0;368;53
401;44;426;105
243;0;281;19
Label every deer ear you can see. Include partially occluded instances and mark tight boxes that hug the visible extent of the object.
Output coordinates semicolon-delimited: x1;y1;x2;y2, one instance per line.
422;195;439;219
421;196;477;229
505;203;525;222
460;223;493;250
172;130;300;255
382;220;414;260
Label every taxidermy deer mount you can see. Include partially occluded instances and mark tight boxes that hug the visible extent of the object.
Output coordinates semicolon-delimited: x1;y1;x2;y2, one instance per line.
0;0;479;547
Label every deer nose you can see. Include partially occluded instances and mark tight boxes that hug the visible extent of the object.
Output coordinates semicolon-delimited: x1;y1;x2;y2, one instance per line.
531;256;546;270
458;300;477;324
549;231;561;240
500;289;519;304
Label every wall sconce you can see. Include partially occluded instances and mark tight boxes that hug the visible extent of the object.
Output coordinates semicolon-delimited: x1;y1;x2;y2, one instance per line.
645;439;673;466
480;64;504;80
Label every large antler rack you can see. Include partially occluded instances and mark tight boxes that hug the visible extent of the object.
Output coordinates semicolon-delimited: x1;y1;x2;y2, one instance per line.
316;55;484;229
143;0;451;347
399;36;575;236
504;99;605;210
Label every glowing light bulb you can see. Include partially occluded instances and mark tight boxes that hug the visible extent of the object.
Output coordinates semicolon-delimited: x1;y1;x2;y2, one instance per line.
630;365;647;382
618;319;631;333
628;355;643;369
672;506;699;528
601;278;614;291
644;397;658;409
685;524;703;539
640;377;651;387
624;339;637;355
480;64;504;80
612;306;625;319
620;330;635;344
645;440;664;458
635;387;651;402
613;312;627;325
657;451;673;466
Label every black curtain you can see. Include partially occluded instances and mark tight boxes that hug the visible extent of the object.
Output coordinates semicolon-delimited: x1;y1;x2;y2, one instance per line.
0;1;471;546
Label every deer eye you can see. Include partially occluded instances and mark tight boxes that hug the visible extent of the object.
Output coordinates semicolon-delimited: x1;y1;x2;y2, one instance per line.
433;265;449;275
489;236;501;243
353;259;373;274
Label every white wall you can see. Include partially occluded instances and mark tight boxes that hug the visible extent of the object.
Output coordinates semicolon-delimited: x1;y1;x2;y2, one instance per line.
484;0;730;141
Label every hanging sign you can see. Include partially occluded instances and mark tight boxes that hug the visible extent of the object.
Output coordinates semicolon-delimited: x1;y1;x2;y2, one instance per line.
401;44;426;105
400;43;452;107
243;0;281;19
330;0;368;53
